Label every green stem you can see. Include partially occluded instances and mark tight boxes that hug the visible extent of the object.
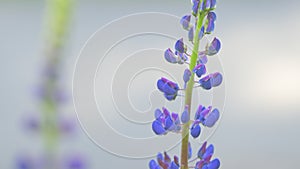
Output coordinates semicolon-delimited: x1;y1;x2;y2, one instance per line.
180;11;205;169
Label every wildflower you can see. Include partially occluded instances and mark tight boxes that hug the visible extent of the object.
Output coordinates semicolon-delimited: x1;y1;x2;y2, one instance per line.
190;122;201;138
149;152;180;169
175;38;186;54
180;15;191;30
183;69;192;84
152;108;181;135
164;48;178;64
157;78;180;101
206;37;221;56
198;72;223;90
181;106;190;124
193;63;206;78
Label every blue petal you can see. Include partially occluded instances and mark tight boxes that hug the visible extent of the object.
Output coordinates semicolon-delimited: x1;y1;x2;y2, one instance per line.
194;64;206;78
210;0;217;8
164;93;177;101
203;144;214;159
211;72;222;87
206;20;215;33
152;120;166;135
203;108;220;127
180;15;191;30
165;116;174;131
157;79;165;92
206;37;221;56
207;12;217;22
188;27;194;42
199;75;213;90
149;160;158;169
197;141;207;158
154;109;163;119
191;123;201;138
207;159;220;169
183;69;192;83
169;161;179;169
175;38;185;53
188;142;192;159
198;26;205;40
181;107;190;123
192;0;200;16
164;48;178;64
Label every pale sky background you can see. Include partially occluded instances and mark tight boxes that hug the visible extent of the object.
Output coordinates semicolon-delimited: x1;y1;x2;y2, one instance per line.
0;0;300;169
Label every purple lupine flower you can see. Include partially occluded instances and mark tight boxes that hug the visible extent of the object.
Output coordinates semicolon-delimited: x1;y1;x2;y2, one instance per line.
152;120;166;135
164;48;178;64
190;123;201;138
188;142;192;159
183;69;192;84
193;63;206;78
181;106;190;124
16;155;34;169
206;12;217;33
22;114;40;132
197;141;207;158
203;144;214;159
188;27;194;42
175;38;186;53
198;72;223;90
203;108;220;127
149;152;179;169
175;51;188;64
203;158;220;169
157;77;179;101
152;108;181;135
180;15;191;30
206;37;221;56
211;72;223;87
58;116;77;135
192;0;200;16
65;154;86;169
198;26;205;40
198;51;208;64
210;0;217;9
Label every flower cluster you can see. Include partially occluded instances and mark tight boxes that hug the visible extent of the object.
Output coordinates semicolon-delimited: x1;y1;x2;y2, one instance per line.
149;152;180;169
149;0;223;169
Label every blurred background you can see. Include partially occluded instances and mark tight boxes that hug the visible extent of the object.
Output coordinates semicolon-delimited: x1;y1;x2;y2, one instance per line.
1;0;300;169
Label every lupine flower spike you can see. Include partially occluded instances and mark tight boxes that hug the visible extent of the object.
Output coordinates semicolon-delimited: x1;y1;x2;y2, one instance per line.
149;0;223;168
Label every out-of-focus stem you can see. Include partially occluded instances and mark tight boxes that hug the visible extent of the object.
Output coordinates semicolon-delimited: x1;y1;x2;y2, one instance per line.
41;0;72;168
180;11;205;169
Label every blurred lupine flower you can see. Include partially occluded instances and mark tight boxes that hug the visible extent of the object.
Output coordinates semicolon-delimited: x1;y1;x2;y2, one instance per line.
175;38;186;54
206;37;221;56
194;105;220;128
198;72;223;90
16;155;35;169
193;63;206;78
152;108;181;135
157;77;180;101
180;15;191;30
65;154;86;169
149;152;180;169
22;114;41;132
53;88;69;104
58;116;77;135
183;69;192;85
